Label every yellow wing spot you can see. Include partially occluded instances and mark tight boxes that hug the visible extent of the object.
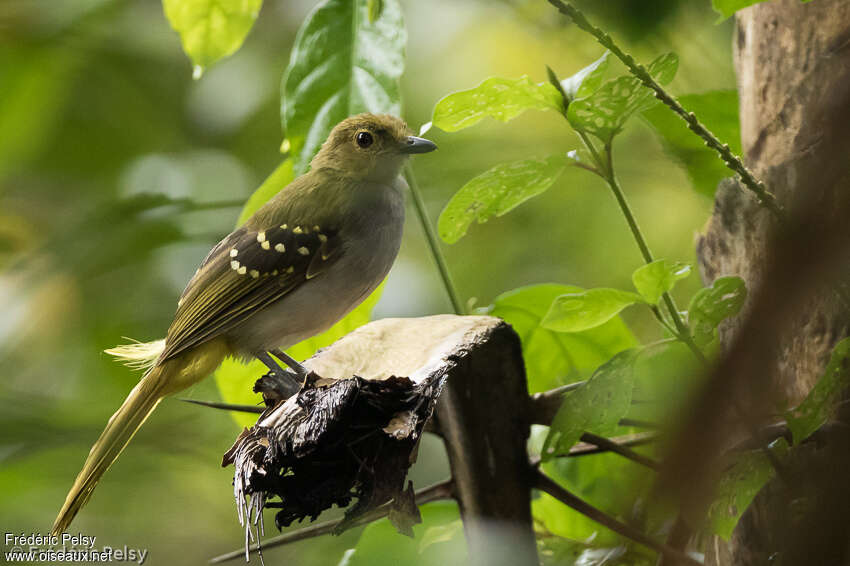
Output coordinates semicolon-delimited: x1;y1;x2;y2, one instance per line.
274;243;286;253
257;232;266;243
286;266;294;273
313;225;320;231
297;246;309;255
280;224;288;230
237;265;247;275
230;248;238;257
249;270;260;279
261;240;271;250
272;269;278;276
230;260;240;271
293;226;303;234
318;233;328;243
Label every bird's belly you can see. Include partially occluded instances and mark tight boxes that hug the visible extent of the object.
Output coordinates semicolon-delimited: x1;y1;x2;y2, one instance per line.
224;229;400;359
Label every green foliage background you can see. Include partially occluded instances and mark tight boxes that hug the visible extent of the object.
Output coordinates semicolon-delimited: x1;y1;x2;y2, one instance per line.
0;0;753;564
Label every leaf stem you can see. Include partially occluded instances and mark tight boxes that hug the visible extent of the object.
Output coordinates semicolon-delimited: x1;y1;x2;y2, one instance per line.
404;164;466;315
546;0;785;221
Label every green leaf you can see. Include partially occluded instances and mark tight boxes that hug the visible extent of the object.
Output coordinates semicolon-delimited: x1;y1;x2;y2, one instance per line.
542;288;645;333
643;90;740;197
342;502;466;566
560;51;610;103
786;337;850;444
162;0;263;76
631;259;691;305
438;155;566;244
568;52;678;143
542;349;639;459
711;0;813;19
431;76;564;133
707;438;790;539
490;284;637;393
687;276;747;347
281;0;405;175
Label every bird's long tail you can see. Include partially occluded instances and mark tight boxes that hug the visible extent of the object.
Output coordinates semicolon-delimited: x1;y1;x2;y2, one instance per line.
52;338;228;535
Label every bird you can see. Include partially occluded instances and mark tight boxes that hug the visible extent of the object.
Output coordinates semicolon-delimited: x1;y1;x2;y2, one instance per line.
51;113;437;535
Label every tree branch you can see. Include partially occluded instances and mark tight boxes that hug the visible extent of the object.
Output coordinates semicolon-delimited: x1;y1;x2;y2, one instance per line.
209;479;454;564
533;469;701;566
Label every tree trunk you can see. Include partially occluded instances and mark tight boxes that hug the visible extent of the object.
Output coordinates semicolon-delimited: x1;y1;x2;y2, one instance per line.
697;0;850;563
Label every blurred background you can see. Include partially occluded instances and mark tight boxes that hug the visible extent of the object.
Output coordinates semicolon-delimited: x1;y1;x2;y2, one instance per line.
0;0;733;563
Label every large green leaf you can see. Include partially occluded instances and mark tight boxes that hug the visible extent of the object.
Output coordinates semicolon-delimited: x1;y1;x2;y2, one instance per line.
567;53;678;144
162;0;263;76
438;155;567;244
631;259;691;305
542;349;639;459
341;501;466;566
281;0;405;175
786;337;850;444
643;90;740;197
542;288;645;333
707;439;790;539
687;276;747;347
490;284;637;393
431;76;564;132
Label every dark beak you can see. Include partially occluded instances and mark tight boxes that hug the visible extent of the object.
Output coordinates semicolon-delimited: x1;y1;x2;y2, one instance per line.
402;136;438;154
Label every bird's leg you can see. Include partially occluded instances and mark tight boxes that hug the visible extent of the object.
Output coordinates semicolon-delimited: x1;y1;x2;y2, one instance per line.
270;348;309;377
255;352;301;396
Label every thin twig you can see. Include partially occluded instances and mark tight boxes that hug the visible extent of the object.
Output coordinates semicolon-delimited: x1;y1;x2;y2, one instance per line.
579;431;660;471
209;479;455;564
179;398;264;413
546;0;784;221
404;163;465;315
533;469;702;566
569;432;657;457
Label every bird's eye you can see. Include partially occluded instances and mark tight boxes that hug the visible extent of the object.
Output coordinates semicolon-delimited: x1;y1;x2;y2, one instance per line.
355;131;373;148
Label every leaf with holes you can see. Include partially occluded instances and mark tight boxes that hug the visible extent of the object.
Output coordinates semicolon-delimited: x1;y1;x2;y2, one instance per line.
631;259;691;305
688;276;747;348
542;288;646;333
431;76;564;133
281;0;405;175
567;52;678;143
490;284;637;393
162;0;263;76
438;155;567;244
542;349;639;459
707;438;790;539
786;337;850;444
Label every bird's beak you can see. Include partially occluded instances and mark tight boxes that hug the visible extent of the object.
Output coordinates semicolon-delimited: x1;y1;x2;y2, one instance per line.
401;136;438;154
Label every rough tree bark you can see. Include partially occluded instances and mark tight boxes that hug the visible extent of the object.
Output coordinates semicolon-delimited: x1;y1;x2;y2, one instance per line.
696;0;850;563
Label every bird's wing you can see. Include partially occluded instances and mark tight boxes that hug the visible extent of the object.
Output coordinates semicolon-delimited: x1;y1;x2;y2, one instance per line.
161;222;341;361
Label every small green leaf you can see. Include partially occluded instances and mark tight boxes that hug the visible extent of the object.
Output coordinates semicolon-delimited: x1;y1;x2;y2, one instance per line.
490;284;638;393
688;276;747;347
162;0;263;74
568;52;678;143
631;259;691;305
367;0;383;22
786;337;850;444
707;439;790;539
431;76;564;132
542;288;645;333
711;0;814;20
438;155;566;244
643;90;740;197
542;349;639;459
560;51;610;103
281;0;405;175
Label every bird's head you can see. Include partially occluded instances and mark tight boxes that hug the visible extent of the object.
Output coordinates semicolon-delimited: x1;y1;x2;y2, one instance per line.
310;113;437;183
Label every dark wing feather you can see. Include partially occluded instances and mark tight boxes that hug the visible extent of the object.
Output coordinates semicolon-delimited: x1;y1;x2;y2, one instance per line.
162;223;340;361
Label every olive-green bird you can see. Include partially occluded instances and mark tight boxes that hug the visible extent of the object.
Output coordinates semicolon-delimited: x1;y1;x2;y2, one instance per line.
52;113;437;534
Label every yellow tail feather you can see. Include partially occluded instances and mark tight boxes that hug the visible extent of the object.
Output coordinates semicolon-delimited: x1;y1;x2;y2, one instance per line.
53;339;229;535
104;338;166;371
